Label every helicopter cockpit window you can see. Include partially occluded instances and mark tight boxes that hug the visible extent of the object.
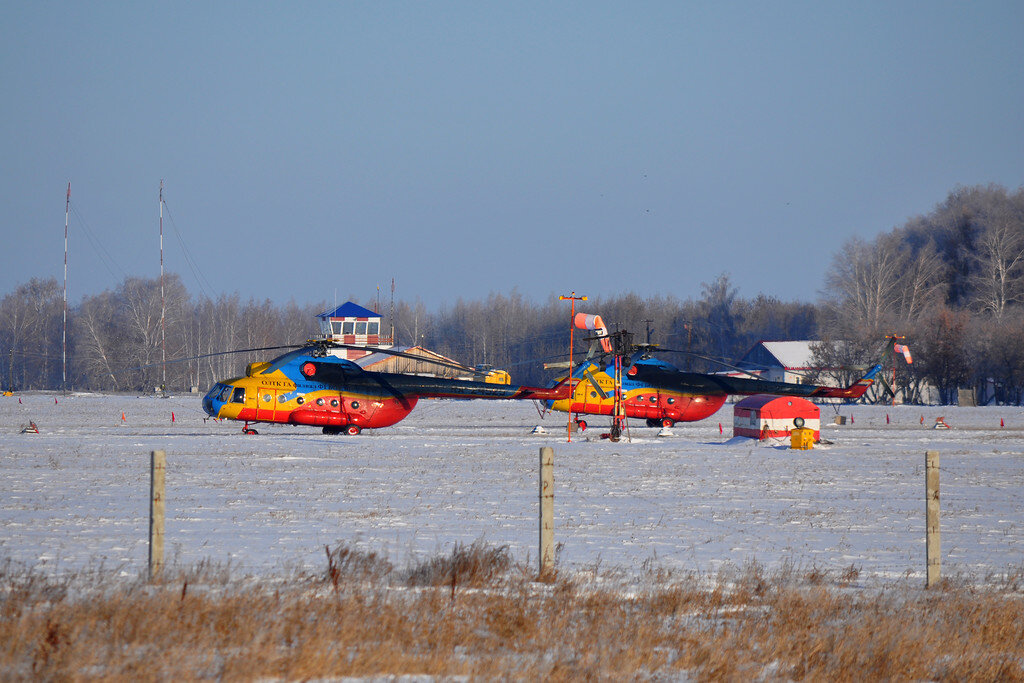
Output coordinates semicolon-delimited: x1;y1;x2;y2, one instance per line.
231;387;245;403
218;385;232;402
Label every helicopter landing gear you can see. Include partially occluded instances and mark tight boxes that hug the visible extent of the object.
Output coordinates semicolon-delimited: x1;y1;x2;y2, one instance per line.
323;424;362;436
645;417;675;429
242;423;258;435
606;422;622;442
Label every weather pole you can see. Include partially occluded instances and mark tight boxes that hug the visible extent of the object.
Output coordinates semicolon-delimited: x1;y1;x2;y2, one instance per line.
885;333;905;406
63;182;70;394
559;292;586;442
159;180;166;394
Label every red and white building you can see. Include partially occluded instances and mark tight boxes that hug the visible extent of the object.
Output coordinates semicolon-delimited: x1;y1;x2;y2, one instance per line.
733;394;820;440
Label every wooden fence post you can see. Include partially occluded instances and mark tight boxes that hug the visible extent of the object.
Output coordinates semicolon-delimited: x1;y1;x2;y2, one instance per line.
539;446;554;577
926;450;940;588
149;449;166;581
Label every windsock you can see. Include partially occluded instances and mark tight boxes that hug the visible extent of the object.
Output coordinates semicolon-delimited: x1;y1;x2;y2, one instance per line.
894;343;913;364
574;313;612;353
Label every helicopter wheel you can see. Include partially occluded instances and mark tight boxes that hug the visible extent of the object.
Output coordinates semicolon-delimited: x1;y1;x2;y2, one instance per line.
242;424;258;435
660;418;674;429
576;420;587;431
609;423;622;442
345;425;362;436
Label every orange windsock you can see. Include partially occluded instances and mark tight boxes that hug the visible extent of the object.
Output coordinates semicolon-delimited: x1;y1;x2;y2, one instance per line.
574;313;612;353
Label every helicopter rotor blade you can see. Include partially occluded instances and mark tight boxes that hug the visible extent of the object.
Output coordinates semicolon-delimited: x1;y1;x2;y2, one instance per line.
583;368;608;399
120;344;304;374
322;341;481;376
655;347;768;380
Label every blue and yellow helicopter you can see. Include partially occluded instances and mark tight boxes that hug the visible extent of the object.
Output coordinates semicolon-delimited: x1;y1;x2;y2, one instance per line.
202;340;568;434
543;319;881;439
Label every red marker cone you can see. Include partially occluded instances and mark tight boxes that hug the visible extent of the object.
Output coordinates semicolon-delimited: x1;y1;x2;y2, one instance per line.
55;398;58;404
719;422;723;434
18;397;22;404
920;415;924;424
121;412;126;423
886;413;890;424
171;411;175;423
851;414;854;424
1001;418;1004;427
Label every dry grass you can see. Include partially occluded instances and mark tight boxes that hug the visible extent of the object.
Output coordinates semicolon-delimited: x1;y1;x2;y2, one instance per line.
2;550;1024;681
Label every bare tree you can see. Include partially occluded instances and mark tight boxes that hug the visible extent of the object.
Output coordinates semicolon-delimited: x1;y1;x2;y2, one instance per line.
0;278;62;390
73;291;122;390
968;198;1024;316
912;306;973;405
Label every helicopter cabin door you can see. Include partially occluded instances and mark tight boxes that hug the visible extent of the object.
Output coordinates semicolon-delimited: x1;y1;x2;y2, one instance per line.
256;387;281;422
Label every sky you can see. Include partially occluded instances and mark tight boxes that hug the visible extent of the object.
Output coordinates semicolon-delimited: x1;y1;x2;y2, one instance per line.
3;1;1023;311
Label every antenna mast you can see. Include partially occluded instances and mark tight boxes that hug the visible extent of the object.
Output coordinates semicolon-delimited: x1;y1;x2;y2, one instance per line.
160;180;166;394
63;182;70;393
390;277;395;345
559;291;587;442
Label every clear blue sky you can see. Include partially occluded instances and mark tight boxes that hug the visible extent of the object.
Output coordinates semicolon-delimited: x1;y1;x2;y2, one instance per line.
3;1;1022;309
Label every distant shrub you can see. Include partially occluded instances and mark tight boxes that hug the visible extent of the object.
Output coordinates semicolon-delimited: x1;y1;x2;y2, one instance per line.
403;539;512;587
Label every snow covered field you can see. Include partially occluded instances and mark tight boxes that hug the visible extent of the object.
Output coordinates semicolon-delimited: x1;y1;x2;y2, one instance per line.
2;392;1022;583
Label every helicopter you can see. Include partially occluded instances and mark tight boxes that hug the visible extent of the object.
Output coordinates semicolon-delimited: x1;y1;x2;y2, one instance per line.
201;339;569;435
543;325;882;435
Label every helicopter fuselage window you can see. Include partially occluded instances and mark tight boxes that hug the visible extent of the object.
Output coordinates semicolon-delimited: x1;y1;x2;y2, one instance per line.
231;387;245;403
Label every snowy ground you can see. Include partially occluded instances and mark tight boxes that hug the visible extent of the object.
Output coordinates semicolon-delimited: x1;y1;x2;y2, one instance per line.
1;392;1022;583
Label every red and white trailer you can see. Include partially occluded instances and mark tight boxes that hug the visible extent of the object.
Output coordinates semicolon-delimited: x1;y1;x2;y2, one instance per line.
733;394;820;440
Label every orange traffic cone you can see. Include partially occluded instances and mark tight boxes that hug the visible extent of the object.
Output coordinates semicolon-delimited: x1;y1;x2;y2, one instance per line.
920;415;924;424
121;412;126;423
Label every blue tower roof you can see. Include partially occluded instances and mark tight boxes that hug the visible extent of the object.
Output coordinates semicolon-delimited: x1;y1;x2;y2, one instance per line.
317;301;379;319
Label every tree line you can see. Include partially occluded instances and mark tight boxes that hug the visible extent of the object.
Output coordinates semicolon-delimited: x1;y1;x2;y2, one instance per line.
813;183;1024;404
2;183;1023;404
